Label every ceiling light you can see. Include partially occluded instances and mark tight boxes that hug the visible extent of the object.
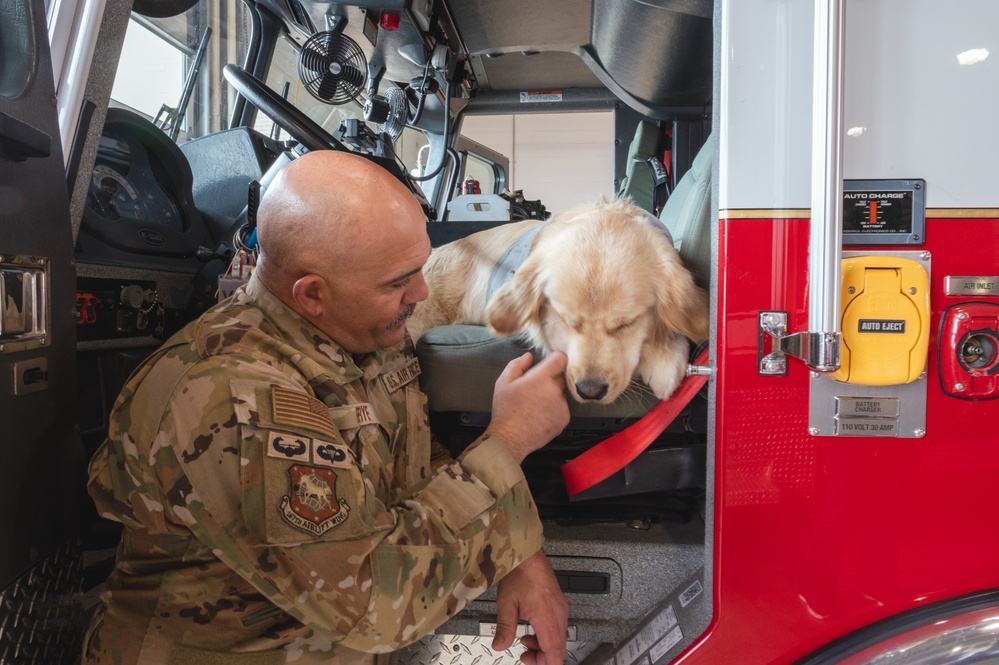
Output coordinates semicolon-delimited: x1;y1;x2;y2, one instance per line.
957;48;989;65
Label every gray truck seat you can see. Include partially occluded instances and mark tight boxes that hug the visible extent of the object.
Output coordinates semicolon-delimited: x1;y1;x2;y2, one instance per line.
416;326;661;419
414;135;713;507
617;120;662;215
661;133;712;290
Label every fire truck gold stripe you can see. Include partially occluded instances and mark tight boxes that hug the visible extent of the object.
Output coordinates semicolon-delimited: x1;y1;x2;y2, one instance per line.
720;209;811;219
720;208;999;219
925;208;999;218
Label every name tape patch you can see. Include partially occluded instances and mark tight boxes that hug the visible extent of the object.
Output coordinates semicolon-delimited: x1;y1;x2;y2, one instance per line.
381;357;421;393
329;402;380;430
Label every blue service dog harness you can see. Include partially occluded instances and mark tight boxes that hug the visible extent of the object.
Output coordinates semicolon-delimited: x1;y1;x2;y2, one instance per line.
484;210;673;302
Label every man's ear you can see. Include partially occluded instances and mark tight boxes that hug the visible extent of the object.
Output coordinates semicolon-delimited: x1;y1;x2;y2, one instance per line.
291;274;326;318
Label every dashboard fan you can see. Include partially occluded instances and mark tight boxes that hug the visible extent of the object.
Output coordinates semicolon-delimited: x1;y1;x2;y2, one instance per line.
298;31;367;104
363;86;409;142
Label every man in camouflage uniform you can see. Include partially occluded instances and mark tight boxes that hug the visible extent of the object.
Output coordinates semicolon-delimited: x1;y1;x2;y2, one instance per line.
85;150;570;665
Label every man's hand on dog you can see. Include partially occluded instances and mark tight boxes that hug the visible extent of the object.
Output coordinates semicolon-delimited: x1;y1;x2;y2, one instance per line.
487;352;570;463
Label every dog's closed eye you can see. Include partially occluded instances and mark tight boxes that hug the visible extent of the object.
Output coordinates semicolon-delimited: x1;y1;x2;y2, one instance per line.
610;319;636;334
550;307;581;332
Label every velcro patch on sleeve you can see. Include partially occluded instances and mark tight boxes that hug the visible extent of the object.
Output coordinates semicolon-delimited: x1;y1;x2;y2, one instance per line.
328;403;380;431
280;465;351;536
313;439;352;469
271;386;337;438
418;463;496;532
380;357;421;393
266;431;311;462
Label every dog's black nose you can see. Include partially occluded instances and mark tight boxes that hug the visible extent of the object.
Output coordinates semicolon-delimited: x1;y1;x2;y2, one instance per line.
575;380;609;401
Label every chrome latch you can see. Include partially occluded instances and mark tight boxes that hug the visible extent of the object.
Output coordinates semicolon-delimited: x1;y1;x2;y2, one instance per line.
686;364;713;378
0;254;49;354
758;311;841;376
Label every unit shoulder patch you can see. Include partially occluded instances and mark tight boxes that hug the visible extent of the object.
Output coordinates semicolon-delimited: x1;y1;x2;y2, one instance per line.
280;465;350;536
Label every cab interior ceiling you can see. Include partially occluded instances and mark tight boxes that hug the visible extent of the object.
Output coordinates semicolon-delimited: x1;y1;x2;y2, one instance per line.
261;0;713;120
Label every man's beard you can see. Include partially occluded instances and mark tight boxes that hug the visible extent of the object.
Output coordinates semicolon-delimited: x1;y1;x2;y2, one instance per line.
385;303;416;332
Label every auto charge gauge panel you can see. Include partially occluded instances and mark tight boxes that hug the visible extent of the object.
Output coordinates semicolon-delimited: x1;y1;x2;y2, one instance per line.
842;178;926;246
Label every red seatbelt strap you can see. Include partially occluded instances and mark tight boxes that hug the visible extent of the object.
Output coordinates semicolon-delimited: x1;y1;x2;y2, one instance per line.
560;348;710;497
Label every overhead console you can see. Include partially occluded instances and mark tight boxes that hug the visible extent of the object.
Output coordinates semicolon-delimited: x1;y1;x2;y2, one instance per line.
442;0;713;118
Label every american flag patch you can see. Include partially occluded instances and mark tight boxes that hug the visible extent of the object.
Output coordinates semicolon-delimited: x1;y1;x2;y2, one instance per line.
271;387;337;437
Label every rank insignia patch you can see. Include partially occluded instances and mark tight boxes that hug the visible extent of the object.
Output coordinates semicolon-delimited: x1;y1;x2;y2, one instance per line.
267;431;310;461
280;465;350;536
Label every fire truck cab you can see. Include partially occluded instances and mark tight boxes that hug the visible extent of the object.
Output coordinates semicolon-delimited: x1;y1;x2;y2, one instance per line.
2;0;999;663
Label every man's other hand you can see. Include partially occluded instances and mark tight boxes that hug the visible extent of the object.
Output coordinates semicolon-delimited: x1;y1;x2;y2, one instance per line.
492;550;568;665
486;352;570;463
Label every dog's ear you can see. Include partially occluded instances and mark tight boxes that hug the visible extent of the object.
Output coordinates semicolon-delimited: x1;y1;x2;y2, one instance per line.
654;250;709;344
487;253;545;335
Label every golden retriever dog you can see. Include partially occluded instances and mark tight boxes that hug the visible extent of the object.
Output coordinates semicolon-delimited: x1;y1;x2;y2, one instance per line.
407;197;708;404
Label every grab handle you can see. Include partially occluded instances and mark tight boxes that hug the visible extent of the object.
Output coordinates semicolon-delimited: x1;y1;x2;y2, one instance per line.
758;0;844;375
806;0;845;372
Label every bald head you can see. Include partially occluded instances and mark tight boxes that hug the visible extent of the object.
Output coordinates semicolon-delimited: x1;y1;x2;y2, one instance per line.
251;150;431;352
255;151;425;299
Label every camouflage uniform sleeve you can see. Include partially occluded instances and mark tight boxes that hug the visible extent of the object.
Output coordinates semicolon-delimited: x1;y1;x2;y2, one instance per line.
154;358;543;654
428;431;456;472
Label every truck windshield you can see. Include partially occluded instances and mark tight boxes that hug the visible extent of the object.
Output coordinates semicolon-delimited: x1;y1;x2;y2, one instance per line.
108;11;430;175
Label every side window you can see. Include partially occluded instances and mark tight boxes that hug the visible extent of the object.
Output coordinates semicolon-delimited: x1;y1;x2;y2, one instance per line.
462;151;501;196
460;112;614;211
448;135;509;198
111;19;188;127
108;8;247;142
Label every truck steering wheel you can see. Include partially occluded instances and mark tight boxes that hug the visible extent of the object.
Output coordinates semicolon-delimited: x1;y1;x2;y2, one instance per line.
222;64;345;152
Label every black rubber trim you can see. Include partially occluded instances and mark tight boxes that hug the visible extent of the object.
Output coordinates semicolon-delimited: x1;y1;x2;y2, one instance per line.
65;99;95;192
795;588;999;665
132;0;198;18
0;110;50;160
